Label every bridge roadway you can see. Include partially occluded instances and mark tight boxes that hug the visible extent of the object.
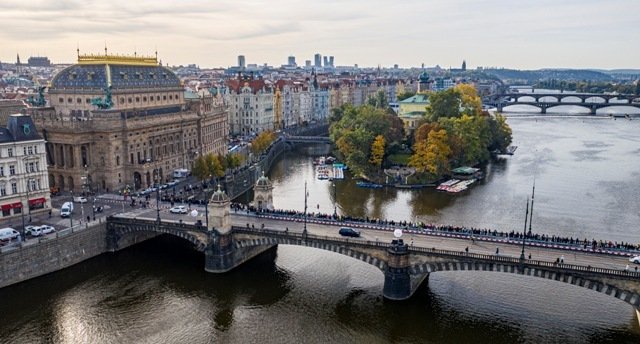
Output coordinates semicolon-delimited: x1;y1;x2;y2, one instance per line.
117;207;635;272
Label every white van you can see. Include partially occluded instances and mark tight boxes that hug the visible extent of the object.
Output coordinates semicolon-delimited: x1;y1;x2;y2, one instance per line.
0;227;20;242
60;202;74;218
173;168;189;179
73;196;87;203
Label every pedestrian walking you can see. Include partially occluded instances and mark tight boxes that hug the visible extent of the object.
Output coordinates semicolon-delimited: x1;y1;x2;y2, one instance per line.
496;247;499;255
465;246;469;254
625;264;629;272
48;209;52;218
528;253;531;260
560;255;565;264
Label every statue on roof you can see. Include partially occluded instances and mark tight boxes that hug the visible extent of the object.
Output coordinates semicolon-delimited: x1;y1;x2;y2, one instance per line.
91;85;113;110
27;86;47;107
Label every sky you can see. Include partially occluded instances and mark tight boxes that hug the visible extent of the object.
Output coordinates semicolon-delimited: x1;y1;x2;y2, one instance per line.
1;0;638;70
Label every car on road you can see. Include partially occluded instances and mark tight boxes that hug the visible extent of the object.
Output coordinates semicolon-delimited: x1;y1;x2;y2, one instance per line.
629;256;640;264
73;196;87;203
40;225;56;235
93;205;104;213
169;206;188;214
338;227;361;238
0;227;20;242
25;225;42;237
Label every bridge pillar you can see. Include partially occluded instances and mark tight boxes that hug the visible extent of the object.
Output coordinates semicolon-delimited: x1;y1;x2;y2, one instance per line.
208;185;231;233
252;172;274;211
540;106;546;114
383;239;413;300
590;105;597;115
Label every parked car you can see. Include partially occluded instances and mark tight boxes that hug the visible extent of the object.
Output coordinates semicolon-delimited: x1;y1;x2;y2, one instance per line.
0;227;20;242
338;227;361;238
73;196;87;203
169;206;187;214
25;225;42;237
629;256;640;264
39;225;55;235
93;205;104;213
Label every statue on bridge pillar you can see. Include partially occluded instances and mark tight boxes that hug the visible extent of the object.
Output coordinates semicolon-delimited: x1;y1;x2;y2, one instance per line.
252;171;274;211
208;184;231;234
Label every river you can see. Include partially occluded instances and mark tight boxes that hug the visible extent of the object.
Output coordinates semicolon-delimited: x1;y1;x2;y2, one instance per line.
1;110;639;343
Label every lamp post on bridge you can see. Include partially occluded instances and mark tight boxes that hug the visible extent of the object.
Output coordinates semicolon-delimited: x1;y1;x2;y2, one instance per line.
303;181;308;236
332;182;337;219
520;196;529;261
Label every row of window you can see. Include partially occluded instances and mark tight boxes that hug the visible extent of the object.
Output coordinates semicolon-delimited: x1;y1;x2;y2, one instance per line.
58;93;181;105
0;162;42;177
1;146;40;158
0;179;42;197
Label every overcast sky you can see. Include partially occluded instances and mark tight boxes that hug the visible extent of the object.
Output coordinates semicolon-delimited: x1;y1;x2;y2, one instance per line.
1;0;638;70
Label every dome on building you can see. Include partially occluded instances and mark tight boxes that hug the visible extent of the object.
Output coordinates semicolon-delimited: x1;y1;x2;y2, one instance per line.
419;71;430;83
255;171;272;188
210;184;229;203
51;54;181;91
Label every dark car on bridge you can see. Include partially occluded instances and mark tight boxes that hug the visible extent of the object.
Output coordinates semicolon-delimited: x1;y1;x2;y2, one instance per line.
339;227;360;238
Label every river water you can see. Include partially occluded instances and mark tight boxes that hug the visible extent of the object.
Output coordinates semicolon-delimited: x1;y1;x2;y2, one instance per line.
1;110;640;343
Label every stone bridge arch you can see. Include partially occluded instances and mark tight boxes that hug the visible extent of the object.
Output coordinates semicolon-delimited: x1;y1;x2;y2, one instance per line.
410;259;640;308
108;220;209;252
233;236;388;271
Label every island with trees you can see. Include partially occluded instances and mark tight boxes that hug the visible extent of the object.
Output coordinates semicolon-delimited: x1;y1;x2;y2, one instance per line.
329;84;513;185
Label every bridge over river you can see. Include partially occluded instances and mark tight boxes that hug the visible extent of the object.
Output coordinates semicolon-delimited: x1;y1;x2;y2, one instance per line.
107;204;640;323
488;92;640;114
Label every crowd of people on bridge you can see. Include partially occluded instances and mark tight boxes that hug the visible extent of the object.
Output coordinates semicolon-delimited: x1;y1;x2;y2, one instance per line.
233;205;640;254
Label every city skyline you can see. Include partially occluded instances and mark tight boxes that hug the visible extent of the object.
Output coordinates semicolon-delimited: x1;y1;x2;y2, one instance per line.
1;0;639;70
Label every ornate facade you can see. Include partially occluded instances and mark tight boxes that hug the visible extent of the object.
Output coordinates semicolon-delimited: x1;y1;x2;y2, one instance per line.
0;114;50;219
28;53;228;192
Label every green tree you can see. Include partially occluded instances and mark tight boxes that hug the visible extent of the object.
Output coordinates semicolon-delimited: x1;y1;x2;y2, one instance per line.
191;156;209;181
487;114;513;152
456;84;482;116
369;135;386;168
425;88;461;122
206;154;225;178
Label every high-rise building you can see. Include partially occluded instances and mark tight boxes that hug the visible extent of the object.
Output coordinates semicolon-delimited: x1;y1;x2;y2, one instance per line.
323;56;329;67
287;56;296;67
329;56;334;67
305;60;311;68
314;53;322;67
462;60;467;71
238;55;246;68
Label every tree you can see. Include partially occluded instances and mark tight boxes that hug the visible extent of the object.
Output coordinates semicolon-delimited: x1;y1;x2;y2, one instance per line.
369;135;385;168
206;154;225;178
487;114;513;152
191;156;209;181
455;84;482;117
425;88;461;122
409;129;450;177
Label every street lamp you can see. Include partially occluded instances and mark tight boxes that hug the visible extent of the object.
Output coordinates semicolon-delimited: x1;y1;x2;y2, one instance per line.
70;190;73;228
155;168;160;223
303;181;308;235
520;196;529;261
332;182;337;218
92;197;96;221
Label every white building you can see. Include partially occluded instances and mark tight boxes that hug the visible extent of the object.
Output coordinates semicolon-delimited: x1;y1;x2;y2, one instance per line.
0;114;50;219
310;74;329;122
225;74;274;135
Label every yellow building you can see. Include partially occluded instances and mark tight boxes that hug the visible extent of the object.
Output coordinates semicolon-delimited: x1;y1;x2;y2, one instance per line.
398;94;429;133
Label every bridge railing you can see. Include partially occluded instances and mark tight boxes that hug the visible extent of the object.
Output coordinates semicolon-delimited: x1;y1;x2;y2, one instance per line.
108;215;207;232
233;226;640;279
410;246;640;279
252;212;640;257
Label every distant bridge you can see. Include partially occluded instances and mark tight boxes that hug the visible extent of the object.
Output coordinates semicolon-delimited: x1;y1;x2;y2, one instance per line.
489;92;640;114
285;135;332;144
106;213;640;321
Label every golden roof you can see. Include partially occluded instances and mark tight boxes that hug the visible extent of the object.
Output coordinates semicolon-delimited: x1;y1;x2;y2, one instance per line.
78;53;158;66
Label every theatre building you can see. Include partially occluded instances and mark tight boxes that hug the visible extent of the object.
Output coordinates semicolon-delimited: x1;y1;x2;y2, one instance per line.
0;114;50;219
29;52;228;193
